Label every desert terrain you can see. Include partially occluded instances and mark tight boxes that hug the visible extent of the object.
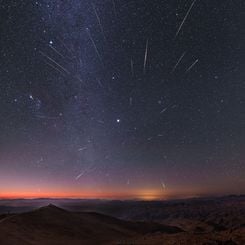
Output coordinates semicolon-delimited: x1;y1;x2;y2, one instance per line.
0;196;244;244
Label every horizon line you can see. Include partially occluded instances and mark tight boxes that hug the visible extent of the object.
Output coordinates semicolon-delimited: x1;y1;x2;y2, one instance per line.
0;193;243;201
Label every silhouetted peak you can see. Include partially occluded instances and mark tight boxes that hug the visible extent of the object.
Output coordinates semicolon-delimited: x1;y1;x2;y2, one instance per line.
47;203;57;208
38;204;66;212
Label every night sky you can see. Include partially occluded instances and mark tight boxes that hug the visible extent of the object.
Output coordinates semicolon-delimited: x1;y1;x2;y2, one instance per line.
0;0;244;199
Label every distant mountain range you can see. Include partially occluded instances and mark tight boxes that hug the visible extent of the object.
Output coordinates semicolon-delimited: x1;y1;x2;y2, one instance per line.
0;196;244;244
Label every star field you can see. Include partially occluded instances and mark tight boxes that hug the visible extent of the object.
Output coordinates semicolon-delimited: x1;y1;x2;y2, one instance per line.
0;0;244;199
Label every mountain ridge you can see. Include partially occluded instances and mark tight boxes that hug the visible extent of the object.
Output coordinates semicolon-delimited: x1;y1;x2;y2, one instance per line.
0;204;182;245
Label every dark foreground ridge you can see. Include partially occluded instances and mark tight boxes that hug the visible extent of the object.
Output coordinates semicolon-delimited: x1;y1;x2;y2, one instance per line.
0;204;182;245
0;199;244;245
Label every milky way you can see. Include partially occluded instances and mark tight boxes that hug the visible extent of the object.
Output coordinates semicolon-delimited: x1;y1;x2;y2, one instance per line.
0;0;244;199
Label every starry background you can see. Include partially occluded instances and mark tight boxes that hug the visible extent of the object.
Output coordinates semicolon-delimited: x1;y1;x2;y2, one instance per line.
0;0;244;199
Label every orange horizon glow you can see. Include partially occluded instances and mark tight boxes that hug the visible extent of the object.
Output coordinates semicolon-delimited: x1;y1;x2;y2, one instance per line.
0;184;229;201
0;192;165;200
0;190;203;201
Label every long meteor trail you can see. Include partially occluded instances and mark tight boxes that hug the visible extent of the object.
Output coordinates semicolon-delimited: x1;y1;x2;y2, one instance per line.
186;59;199;73
92;3;107;41
143;39;149;74
175;0;197;38
171;51;186;73
86;28;103;63
40;51;70;75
